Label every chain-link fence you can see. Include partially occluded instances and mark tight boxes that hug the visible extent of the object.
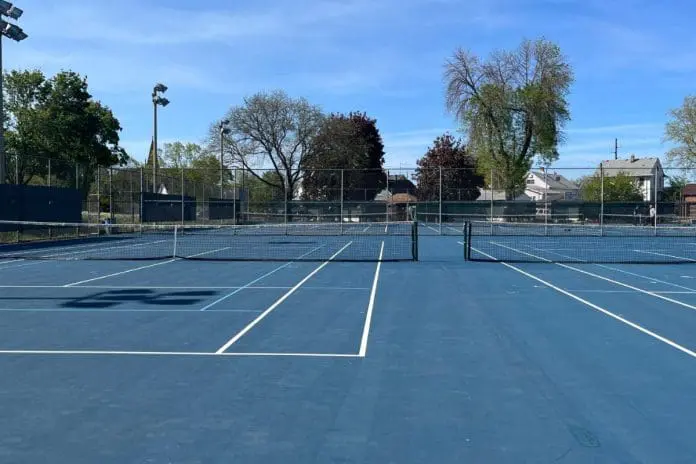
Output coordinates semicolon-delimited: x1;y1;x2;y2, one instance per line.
3;154;695;232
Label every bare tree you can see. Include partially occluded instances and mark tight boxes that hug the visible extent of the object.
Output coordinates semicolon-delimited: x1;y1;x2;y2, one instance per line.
211;90;324;202
664;95;696;168
444;38;573;199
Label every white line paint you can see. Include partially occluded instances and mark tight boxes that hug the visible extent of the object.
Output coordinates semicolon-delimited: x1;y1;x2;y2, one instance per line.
0;284;370;291
359;241;384;357
0;349;360;358
384;223;389;233
426;224;440;234
361;225;370;233
470;246;696;361
198;245;325;312
596;264;696;292
634;250;696;262
0;308;262;313
215;241;353;354
492;242;696;313
62;246;235;287
63;259;178;287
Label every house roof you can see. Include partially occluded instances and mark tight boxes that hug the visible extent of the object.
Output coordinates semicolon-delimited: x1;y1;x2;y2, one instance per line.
477;188;531;201
529;171;579;190
390;193;418;204
683;184;696;196
600;157;661;176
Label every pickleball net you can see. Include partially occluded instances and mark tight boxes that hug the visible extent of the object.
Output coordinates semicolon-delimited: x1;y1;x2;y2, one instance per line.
0;220;418;262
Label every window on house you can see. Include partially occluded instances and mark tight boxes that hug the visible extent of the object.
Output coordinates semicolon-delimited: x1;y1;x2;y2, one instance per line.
526;178;535;184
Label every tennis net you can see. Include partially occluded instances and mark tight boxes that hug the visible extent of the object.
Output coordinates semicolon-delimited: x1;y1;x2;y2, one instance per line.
463;220;696;264
0;220;418;262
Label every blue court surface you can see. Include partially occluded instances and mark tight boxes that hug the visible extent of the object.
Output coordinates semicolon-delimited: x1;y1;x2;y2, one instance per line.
3;228;696;462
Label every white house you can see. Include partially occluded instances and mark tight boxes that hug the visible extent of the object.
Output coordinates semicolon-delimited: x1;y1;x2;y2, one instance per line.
524;170;580;201
599;156;664;202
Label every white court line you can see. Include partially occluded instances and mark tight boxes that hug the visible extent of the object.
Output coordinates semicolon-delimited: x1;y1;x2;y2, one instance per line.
215;241;353;354
426;224;440;234
492;242;696;313
595;264;696;293
63;259;178;287
384;223;389;233
0;284;370;291
361;225;370;233
198;245;325;312
471;246;696;361
634;250;696;262
359;241;384;357
0;349;360;358
62;246;234;287
0;308;262;313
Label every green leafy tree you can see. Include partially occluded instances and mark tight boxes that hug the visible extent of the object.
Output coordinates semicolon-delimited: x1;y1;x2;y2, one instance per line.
302;112;386;201
444;38;573;199
664;96;696;168
580;172;643;202
664;174;689;201
3;69;129;190
212;90;324;206
415;133;484;201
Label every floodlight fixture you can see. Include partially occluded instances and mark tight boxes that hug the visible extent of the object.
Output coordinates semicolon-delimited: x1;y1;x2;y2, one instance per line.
0;1;23;20
1;20;26;41
154;96;169;107
153;83;168;93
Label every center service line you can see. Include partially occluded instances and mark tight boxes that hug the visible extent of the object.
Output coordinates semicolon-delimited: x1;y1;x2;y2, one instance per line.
198;245;325;311
358;241;384;357
215;241;353;354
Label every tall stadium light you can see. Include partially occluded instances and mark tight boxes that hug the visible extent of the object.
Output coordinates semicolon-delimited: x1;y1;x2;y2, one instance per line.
151;83;169;192
219;119;230;198
0;2;27;185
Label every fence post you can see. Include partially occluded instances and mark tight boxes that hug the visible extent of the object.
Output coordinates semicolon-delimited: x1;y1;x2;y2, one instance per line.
96;168;101;224
439;166;442;235
109;168;113;223
48;158;51;187
233;168;237;225
544;167;548;236
600;162;604;235
385;170;389;225
15;155;19;184
340;169;344;234
140;167;144;224
654;168;658;234
181;166;185;226
284;175;288;226
490;167;494;235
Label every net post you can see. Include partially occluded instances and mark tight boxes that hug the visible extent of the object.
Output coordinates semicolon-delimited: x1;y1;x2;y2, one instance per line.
463;221;471;261
439;166;443;236
600;162;604;236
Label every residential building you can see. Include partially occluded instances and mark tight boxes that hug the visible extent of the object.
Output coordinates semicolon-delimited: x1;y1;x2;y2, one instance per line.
524;170;580;201
600;156;664;202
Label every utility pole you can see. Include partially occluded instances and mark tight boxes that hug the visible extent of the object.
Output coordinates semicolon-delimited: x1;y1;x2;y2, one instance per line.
614;138;619;160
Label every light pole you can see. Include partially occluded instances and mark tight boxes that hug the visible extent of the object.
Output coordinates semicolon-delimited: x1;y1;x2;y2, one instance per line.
151;83;169;192
219;119;230;198
0;1;27;185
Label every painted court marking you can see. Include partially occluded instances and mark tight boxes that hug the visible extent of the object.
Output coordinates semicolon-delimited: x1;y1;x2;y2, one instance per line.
62;246;236;287
215;241;354;354
0;349;359;358
471;246;696;361
492;242;696;314
198;245;325;312
359;241;384;357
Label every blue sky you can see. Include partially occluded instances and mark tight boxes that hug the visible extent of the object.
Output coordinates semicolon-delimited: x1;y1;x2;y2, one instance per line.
5;0;695;171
